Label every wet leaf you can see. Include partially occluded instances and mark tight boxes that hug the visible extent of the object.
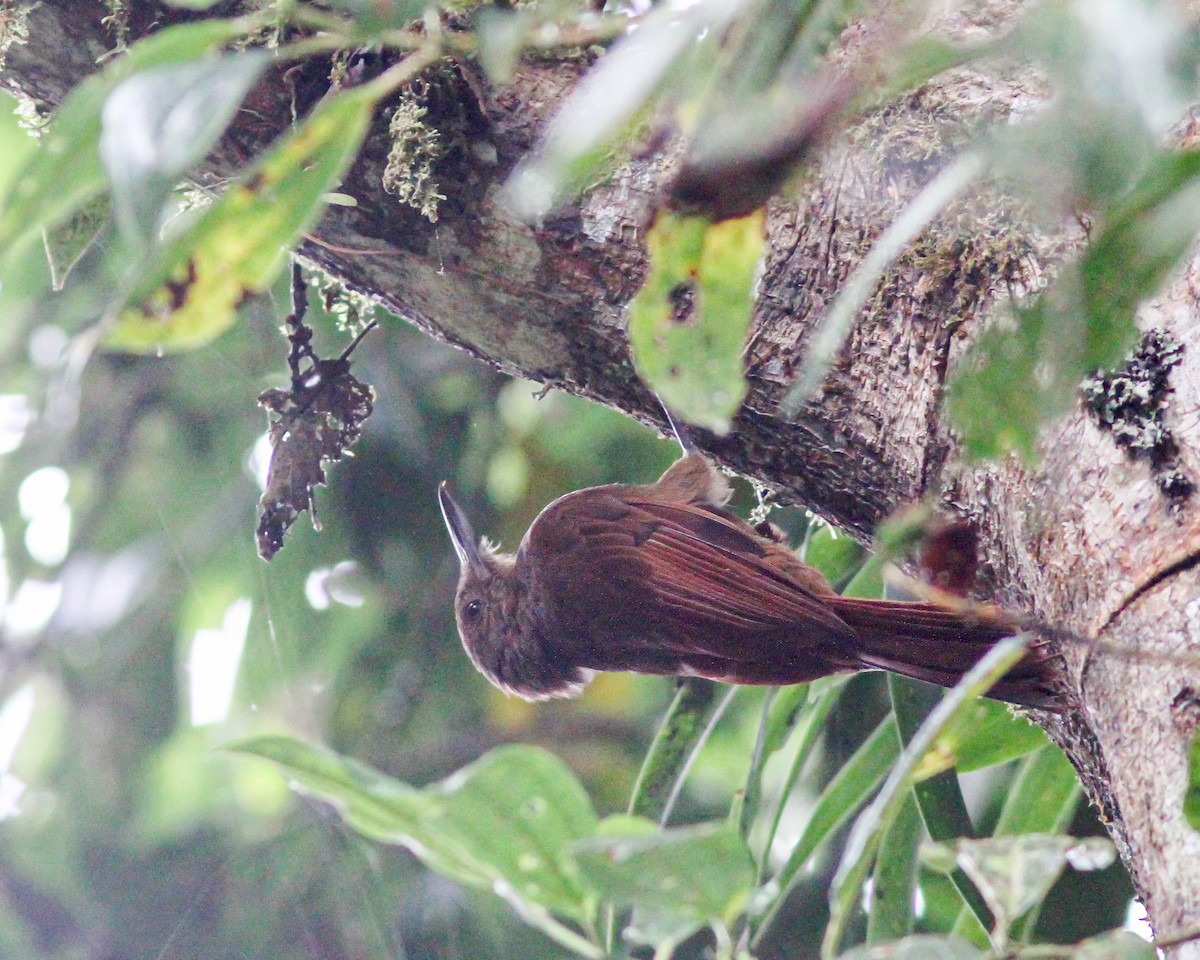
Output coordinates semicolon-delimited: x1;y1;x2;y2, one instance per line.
256;349;375;560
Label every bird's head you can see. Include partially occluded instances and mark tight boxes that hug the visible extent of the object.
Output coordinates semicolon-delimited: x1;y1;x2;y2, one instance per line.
437;482;590;699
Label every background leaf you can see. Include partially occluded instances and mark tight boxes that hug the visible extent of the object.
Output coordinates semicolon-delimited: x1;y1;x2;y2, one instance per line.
501;0;743;219
0;18;247;268
838;934;985;960
100;53;269;247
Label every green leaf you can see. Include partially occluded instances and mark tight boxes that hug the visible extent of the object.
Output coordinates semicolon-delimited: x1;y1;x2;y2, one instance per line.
867;791;921;943
232;736;601;951
1185;729;1200;830
802;522;865;586
474;7;532;85
912;697;1049;779
949;147;1200;460
101;53;269;247
785;711;898;882
43;194;109;291
574;820;753;946
751;709;896;950
823;637;1029;959
841;550;885;599
837;934;985;960
993;744;1081;838
968;744;1081;943
926;834;1116;944
628;211;763;433
1072;930;1158;960
889;676;991;945
739;687;781;838
108;85;377;352
320;0;432;34
752;675;849;867
626;678;729;823
0;18;248;265
756;681;815;766
942;0;1200;460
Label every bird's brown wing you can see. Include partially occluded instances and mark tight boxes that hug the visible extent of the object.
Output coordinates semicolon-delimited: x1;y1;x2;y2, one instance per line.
524;489;858;678
524;488;1061;706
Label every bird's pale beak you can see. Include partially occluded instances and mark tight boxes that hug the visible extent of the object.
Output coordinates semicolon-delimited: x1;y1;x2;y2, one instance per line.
438;482;487;575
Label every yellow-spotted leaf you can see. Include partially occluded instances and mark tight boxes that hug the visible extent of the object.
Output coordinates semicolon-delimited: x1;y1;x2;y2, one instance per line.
108;86;376;352
628;210;763;434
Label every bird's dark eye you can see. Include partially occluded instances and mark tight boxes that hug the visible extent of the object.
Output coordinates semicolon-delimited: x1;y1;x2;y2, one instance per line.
464;599;483;620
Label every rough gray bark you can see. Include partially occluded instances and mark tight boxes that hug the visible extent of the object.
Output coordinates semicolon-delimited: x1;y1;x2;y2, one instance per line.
7;0;1200;951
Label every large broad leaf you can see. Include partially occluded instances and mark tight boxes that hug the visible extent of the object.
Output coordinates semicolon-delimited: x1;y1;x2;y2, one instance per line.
107;85;376;352
101;53;269;247
232;736;601;950
628;211;763;433
574;818;753;947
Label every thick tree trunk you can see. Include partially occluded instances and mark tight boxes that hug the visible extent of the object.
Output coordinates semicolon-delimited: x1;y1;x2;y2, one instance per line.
7;0;1200;950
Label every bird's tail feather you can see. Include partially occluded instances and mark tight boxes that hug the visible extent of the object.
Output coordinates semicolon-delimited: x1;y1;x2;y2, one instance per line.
827;597;1062;710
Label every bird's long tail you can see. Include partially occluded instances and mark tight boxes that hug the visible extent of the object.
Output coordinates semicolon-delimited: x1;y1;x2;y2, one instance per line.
827;597;1063;711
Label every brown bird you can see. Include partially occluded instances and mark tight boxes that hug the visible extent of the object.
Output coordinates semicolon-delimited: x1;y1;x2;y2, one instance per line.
438;430;1061;710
